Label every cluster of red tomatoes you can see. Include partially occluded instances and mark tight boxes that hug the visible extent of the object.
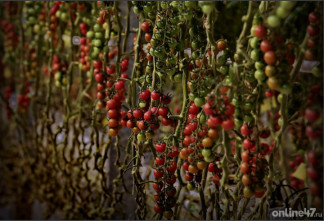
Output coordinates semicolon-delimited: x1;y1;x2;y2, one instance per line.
0;20;18;52
17;82;31;113
307;150;322;208
120;90;173;140
4;86;13;119
305;11;321;61
79;33;91;72
288;156;305;189
48;1;62;45
153;143;178;219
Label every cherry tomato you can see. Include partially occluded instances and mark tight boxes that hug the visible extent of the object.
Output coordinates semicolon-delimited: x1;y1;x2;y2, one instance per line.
254;25;267;38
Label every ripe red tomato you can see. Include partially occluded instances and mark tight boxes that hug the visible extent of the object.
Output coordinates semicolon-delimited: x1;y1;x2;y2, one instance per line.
140;89;151;100
254;25;267;38
153;182;163;192
153;204;163;214
307;150;320;167
158;107;169;117
167;161;177;173
260;39;273;53
189;103;200;115
133;109;143;118
185;172;193;181
221;118;234;131
153;169;164;178
307;25;320;37
308;12;320;24
151;91;161;101
155;143;166;153
106;65;115;74
207;116;222;128
306;125;321;139
305;108;320;122
141;21;151;32
155;157;165;166
115;81;125;90
182;161;189;170
169;146;179;158
240;124;251;136
307;166;320;180
166;174;176;185
126;120;134;128
144;110;152;121
203;103;214;115
212;174;221;185
106;99;118;109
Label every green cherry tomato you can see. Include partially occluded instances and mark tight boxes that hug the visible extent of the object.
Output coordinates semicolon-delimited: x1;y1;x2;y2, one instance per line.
250;37;259;49
312;66;322;77
217;55;227;66
234;108;241;117
166;67;176;76
198;113;206;124
280;1;296;10
243;114;253;123
202;148;211;157
194;97;205;107
220;66;228;75
243;102;254;111
267;15;281;28
173;73;182;82
137;133;146;142
254;61;265;70
86;31;94;39
254;70;266;81
189;93;196;101
251;49;260;61
280;84;292;95
204;155;214;163
234;117;243;127
232;97;241;106
192;51;200;60
276;6;290;19
168;38;177;48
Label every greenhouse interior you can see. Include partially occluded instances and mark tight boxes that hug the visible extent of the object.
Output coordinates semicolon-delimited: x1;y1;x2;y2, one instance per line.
0;1;323;220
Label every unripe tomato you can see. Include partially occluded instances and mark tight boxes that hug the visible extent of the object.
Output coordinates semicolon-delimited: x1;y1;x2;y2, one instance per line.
243;186;254;198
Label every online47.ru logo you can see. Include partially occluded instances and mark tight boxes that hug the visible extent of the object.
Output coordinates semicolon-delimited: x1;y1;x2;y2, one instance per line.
272;208;323;218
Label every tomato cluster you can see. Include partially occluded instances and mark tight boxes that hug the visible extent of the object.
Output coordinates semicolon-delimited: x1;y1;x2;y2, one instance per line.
288;156;305;189
305;11;321;61
17;82;31;113
153;143;178;219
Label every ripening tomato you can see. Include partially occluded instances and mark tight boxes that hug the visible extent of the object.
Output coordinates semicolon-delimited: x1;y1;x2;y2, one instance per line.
197;161;208;170
208;128;218;138
264;51;276;65
202;137;213;148
217;40;227;51
241;150;250;163
242;174;252;185
240;162;250;174
188;165;198;174
243;186;254;198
